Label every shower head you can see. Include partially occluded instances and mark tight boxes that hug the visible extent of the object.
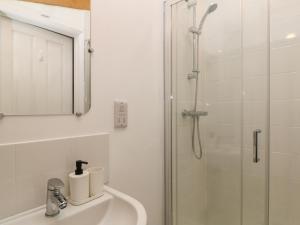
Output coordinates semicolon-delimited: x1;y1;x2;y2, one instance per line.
207;3;218;13
197;3;218;33
189;3;218;35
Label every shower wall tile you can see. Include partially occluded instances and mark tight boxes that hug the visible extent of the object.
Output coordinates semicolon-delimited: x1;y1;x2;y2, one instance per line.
201;1;244;220
206;150;241;225
196;0;300;224
269;178;300;225
270;0;300;224
271;73;300;100
243;101;266;126
271;100;300;127
202;2;243;221
270;0;300;19
271;126;300;154
271;45;300;74
216;77;242;101
0;133;109;220
216;102;241;126
243;49;268;76
270;153;300;181
242;0;269;224
206;59;224;81
177;77;196;102
223;54;242;78
244;76;268;101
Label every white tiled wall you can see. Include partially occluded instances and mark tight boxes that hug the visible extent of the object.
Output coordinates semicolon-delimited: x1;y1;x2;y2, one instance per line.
171;0;244;224
270;0;300;224
200;0;243;224
242;0;269;225
173;0;300;224
199;0;269;225
0;133;109;220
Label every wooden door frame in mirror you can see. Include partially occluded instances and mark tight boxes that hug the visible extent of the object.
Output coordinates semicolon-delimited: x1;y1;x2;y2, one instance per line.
22;0;90;10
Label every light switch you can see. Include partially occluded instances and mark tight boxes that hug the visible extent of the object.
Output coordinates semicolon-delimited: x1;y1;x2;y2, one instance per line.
114;101;128;128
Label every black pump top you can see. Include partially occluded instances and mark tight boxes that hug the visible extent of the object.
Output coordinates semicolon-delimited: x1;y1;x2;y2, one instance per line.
75;160;88;175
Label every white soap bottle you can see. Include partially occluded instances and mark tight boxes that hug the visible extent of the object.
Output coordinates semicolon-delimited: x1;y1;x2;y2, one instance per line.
69;160;89;203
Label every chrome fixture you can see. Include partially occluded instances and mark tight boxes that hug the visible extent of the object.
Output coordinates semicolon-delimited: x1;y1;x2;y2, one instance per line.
187;72;199;80
182;110;208;117
45;178;68;217
189;3;218;35
253;129;262;163
182;3;217;160
185;0;197;8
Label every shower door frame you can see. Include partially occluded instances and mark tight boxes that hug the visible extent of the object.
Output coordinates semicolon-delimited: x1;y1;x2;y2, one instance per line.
164;1;201;225
164;1;174;225
164;1;191;225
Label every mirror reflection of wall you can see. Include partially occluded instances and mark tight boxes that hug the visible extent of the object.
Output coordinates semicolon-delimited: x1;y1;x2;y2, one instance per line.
0;16;74;115
0;0;91;116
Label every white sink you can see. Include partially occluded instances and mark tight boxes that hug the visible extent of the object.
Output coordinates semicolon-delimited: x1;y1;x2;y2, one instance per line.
0;186;147;225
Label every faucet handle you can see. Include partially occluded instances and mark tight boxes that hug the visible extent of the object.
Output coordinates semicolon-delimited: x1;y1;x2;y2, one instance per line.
47;178;64;191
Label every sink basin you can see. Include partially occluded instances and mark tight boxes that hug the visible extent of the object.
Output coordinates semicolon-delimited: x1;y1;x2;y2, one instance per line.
0;186;147;225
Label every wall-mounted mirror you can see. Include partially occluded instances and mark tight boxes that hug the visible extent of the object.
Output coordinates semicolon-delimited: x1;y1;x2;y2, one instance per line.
0;0;91;117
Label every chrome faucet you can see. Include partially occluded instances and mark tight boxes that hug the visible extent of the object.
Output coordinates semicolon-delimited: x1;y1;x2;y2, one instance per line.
45;178;68;217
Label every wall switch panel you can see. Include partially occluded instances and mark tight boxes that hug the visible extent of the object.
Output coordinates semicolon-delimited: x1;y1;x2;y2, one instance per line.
114;101;128;128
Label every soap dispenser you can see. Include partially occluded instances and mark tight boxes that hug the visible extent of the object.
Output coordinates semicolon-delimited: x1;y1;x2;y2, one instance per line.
69;160;89;203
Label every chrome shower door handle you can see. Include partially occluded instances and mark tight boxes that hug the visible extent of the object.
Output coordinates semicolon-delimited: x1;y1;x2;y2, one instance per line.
253;129;262;163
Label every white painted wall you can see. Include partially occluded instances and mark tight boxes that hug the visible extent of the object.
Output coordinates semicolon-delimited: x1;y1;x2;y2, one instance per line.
0;0;164;225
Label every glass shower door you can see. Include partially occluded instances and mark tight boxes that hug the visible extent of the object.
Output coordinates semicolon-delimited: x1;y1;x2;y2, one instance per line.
201;0;243;224
164;0;269;225
168;1;207;225
242;0;269;225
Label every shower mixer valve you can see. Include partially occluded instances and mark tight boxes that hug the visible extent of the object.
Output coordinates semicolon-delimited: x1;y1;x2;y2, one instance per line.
187;72;199;80
182;110;208;118
180;2;217;160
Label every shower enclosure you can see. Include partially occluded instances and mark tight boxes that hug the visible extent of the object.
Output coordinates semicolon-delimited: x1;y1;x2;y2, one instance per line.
165;0;299;225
